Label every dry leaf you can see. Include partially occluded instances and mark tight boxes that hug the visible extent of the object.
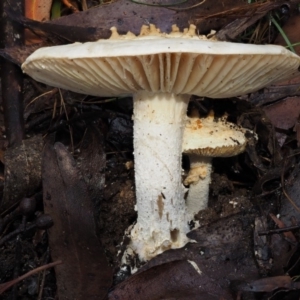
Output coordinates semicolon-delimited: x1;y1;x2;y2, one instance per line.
42;141;112;300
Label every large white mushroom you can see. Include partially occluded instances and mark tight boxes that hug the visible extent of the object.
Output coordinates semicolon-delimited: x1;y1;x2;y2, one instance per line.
22;24;300;261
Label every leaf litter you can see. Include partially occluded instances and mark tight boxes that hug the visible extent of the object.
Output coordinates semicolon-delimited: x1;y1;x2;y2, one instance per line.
1;0;300;299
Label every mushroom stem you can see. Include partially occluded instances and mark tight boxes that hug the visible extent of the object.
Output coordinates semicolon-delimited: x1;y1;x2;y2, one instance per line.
184;155;212;217
130;91;190;260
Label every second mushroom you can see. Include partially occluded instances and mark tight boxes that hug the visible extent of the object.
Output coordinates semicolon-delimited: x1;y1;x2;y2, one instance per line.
183;110;252;219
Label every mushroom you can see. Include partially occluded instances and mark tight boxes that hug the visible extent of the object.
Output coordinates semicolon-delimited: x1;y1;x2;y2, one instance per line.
182;110;250;218
21;24;300;261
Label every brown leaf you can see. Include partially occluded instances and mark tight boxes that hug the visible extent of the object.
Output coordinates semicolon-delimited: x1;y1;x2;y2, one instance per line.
25;0;52;21
24;0;52;44
249;84;300;106
275;14;300;57
50;0;268;36
7;10;108;43
133;213;258;297
9;0;254;44
263;97;300;146
237;275;298;293
269;161;300;276
109;260;233;300
42;141;112;300
263;97;300;131
280;157;300;226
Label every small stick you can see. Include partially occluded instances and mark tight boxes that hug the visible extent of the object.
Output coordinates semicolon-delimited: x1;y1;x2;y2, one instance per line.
258;225;300;236
0;261;63;295
61;0;79;12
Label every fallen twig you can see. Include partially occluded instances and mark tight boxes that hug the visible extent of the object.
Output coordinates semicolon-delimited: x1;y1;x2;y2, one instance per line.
0;260;63;295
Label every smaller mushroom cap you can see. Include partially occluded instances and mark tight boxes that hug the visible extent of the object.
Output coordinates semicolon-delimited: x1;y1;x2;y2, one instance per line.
182;111;248;157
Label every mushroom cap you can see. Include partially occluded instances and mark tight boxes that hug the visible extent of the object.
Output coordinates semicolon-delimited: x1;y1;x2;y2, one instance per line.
22;25;300;98
182;114;248;157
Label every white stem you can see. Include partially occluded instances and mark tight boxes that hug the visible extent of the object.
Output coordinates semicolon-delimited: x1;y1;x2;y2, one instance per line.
130;91;190;261
185;155;212;217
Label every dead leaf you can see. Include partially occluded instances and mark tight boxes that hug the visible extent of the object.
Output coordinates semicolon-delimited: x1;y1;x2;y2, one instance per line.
249;84;300;106
109;260;233;300
236;275;299;293
263;97;300;146
25;0;52;44
275;15;300;56
133;213;258;297
9;0;256;44
48;0;224;37
25;0;52;21
280;162;300;220
7;10;108;43
263;97;300;131
42;141;112;300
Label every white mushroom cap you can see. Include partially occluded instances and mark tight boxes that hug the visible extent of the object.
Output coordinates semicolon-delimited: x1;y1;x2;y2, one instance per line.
183;112;248;157
22;25;300;99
